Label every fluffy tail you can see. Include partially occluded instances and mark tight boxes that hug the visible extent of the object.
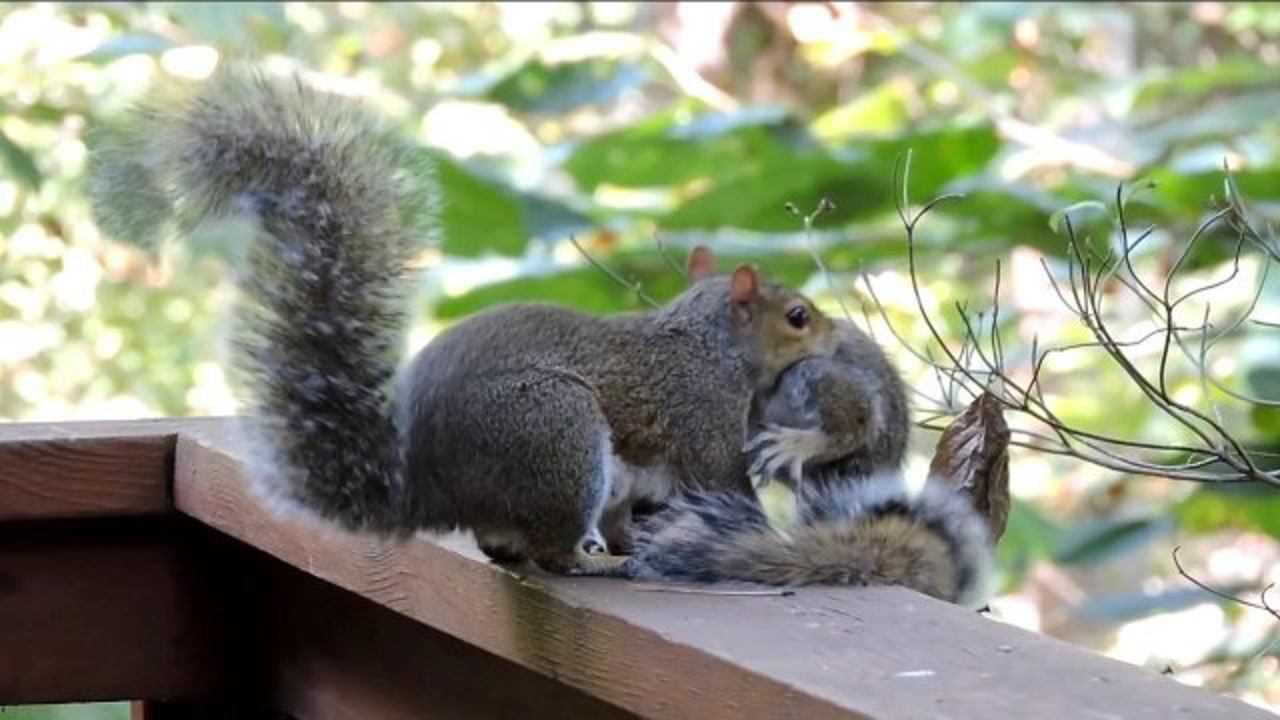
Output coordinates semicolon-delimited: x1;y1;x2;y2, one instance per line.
625;477;994;607
90;68;436;535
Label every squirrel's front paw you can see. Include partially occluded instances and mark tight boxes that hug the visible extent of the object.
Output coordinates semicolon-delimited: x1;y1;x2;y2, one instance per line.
745;426;828;487
581;529;609;556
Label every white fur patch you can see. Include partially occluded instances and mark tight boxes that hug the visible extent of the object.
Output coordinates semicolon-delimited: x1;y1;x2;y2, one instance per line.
605;454;677;511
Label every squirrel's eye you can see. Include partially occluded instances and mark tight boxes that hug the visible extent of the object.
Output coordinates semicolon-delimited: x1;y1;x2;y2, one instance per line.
786;305;809;330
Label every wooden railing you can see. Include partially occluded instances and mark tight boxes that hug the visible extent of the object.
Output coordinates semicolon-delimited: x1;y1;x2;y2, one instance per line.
0;418;1269;719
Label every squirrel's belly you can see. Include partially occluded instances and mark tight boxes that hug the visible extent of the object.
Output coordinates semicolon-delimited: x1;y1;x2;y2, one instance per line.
605;455;676;511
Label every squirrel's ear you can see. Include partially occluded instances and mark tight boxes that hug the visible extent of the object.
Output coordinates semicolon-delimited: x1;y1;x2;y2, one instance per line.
687;245;716;282
729;264;760;304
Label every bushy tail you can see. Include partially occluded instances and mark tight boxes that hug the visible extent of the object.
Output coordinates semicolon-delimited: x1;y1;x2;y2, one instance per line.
90;68;436;535
625;477;994;607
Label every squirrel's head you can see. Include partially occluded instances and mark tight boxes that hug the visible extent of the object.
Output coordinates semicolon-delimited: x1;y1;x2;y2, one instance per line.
686;245;837;388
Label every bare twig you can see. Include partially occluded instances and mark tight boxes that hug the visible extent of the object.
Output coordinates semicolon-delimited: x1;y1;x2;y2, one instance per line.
852;154;1280;487
787;197;855;324
653;232;689;280
568;234;660;309
1173;546;1279;621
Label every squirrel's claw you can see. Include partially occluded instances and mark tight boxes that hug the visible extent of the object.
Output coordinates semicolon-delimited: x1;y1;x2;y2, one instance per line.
746;425;827;487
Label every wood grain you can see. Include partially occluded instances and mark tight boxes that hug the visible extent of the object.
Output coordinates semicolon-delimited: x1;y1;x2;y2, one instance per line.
0;418;227;521
0;417;231;443
173;428;1271;720
0;518;236;705
217;529;640;720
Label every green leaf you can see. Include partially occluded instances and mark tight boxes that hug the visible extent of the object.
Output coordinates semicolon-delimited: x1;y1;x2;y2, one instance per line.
481;57;649;115
10;101;67;124
433;262;676;320
1174;483;1280;539
664;123;1004;233
1129;56;1279;111
659;152;874;232
430;152;591;257
1052;516;1171;566
812;82;912;140
1145;166;1280;213
567;105;1001;234
0;129;41;190
934;173;1109;256
865;124;1002;196
430;245;864;320
1250;406;1280;443
563;105;797;191
1048;201;1108;235
995;500;1062;589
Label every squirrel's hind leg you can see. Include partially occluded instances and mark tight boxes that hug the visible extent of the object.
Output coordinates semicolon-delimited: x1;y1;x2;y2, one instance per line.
469;369;621;577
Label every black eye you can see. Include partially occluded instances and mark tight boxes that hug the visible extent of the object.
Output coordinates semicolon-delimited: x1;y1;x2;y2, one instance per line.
786;305;809;329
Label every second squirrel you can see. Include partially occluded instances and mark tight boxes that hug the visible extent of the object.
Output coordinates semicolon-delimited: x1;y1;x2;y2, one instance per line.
619;306;994;606
746;318;912;487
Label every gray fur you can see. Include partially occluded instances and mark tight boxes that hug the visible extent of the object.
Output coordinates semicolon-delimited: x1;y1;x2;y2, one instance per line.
625;475;994;607
748;319;911;485
89;68;436;535
398;277;833;571
628;322;992;607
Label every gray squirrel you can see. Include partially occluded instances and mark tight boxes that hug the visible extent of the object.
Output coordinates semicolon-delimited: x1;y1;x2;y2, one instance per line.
90;67;992;603
89;67;841;576
620;319;994;607
746;318;912;485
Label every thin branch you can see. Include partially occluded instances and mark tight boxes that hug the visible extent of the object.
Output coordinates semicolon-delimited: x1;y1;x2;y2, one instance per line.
866;161;1280;487
568;234;659;309
788;196;854;324
1173;546;1279;620
653;232;688;280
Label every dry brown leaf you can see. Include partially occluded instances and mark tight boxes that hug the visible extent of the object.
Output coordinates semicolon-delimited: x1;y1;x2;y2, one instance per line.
926;391;1011;543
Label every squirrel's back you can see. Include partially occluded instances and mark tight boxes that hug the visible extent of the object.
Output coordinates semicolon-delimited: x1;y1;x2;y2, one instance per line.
394;274;798;531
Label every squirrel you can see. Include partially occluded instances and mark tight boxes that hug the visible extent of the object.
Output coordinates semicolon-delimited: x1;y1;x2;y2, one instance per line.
617;315;994;607
90;66;993;602
745;318;912;487
87;67;841;577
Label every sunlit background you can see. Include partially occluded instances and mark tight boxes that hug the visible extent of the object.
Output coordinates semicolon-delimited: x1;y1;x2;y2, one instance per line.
3;2;1279;716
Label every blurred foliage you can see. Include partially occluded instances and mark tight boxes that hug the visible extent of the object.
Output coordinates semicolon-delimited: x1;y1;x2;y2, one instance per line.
3;1;1280;713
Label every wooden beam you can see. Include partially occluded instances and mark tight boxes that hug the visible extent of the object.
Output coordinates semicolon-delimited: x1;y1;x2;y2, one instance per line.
0;418;224;521
0;517;238;705
203;528;639;719
171;422;1270;720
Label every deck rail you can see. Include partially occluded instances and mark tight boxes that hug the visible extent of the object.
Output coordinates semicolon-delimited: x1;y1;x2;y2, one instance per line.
0;418;1268;719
